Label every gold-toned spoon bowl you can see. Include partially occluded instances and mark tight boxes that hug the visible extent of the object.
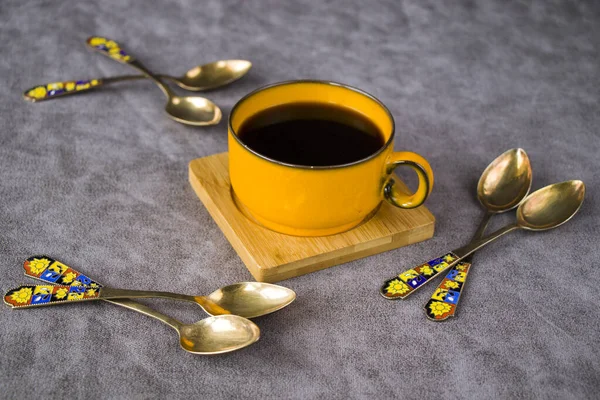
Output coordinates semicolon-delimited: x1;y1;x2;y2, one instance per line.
517;180;585;231
469;147;533;250
165;96;221;126
205;282;297;319
177;60;251;91
478;148;532;214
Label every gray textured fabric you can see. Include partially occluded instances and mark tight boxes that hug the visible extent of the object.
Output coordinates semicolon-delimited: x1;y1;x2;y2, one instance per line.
1;1;599;399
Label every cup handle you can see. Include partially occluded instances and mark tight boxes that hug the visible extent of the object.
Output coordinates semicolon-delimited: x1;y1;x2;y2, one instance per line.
383;151;434;209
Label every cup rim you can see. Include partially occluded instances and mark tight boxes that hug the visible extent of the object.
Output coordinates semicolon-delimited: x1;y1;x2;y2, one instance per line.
228;80;396;170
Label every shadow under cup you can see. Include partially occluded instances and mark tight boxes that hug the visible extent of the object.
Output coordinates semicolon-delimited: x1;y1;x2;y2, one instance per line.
228;80;433;237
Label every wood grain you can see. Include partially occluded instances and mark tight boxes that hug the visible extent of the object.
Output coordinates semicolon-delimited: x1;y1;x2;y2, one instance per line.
189;153;435;282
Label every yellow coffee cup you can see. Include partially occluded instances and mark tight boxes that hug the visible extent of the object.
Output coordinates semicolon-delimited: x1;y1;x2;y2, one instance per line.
228;80;434;236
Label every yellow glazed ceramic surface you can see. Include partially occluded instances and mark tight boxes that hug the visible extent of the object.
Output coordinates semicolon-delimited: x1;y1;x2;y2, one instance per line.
228;80;434;236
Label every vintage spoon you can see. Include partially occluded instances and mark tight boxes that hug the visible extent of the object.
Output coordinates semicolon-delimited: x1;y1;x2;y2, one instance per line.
11;258;261;355
4;282;298;318
23;60;252;103
2;285;258;354
381;180;585;300
382;148;532;300
108;299;259;355
86;36;221;126
13;256;296;318
424;148;532;320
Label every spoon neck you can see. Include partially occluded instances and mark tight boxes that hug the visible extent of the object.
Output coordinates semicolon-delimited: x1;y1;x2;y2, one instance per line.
104;299;183;331
102;75;145;84
462;210;494;263
129;60;173;97
471;210;494;242
101;288;197;303
195;296;232;316
453;223;520;259
99;74;175;85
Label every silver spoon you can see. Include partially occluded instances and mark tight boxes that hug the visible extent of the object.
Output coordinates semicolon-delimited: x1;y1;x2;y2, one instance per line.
424;148;532;320
107;299;259;355
381;180;585;301
23;60;252;103
86;36;221;126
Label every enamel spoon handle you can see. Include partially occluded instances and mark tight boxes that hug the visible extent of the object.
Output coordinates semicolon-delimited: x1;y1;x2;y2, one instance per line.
5;284;101;307
423;260;474;320
21;256;181;322
4;284;212;309
23;75;179;103
423;212;492;321
24;79;103;102
24;36;140;103
20;256;170;322
23;255;103;287
86;36;175;98
86;36;135;63
380;252;461;299
380;222;518;299
21;255;229;316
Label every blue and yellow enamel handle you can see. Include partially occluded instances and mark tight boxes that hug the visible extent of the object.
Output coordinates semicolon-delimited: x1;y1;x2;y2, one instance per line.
23;37;136;102
5;285;102;307
3;283;199;309
23;75;143;102
23;255;102;287
4;283;230;313
424;261;473;320
14;255;229;314
6;255;104;308
23;37;128;103
23;79;105;102
86;36;133;63
24;37;136;103
380;253;460;299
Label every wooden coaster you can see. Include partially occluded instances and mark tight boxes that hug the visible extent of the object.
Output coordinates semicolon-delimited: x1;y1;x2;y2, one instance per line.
189;153;435;282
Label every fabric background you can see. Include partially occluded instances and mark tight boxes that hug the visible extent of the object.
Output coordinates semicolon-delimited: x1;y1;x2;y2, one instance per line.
1;1;599;398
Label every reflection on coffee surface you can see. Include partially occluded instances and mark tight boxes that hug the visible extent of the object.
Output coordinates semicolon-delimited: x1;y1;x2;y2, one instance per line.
237;103;385;166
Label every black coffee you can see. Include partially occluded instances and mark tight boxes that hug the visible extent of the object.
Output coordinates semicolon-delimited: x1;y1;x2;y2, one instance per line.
237;103;385;166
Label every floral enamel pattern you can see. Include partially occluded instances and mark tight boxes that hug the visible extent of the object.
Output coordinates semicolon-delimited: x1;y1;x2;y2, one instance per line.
87;36;132;63
4;285;101;308
24;255;102;288
424;260;472;321
380;253;458;299
3;256;104;308
24;79;101;102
